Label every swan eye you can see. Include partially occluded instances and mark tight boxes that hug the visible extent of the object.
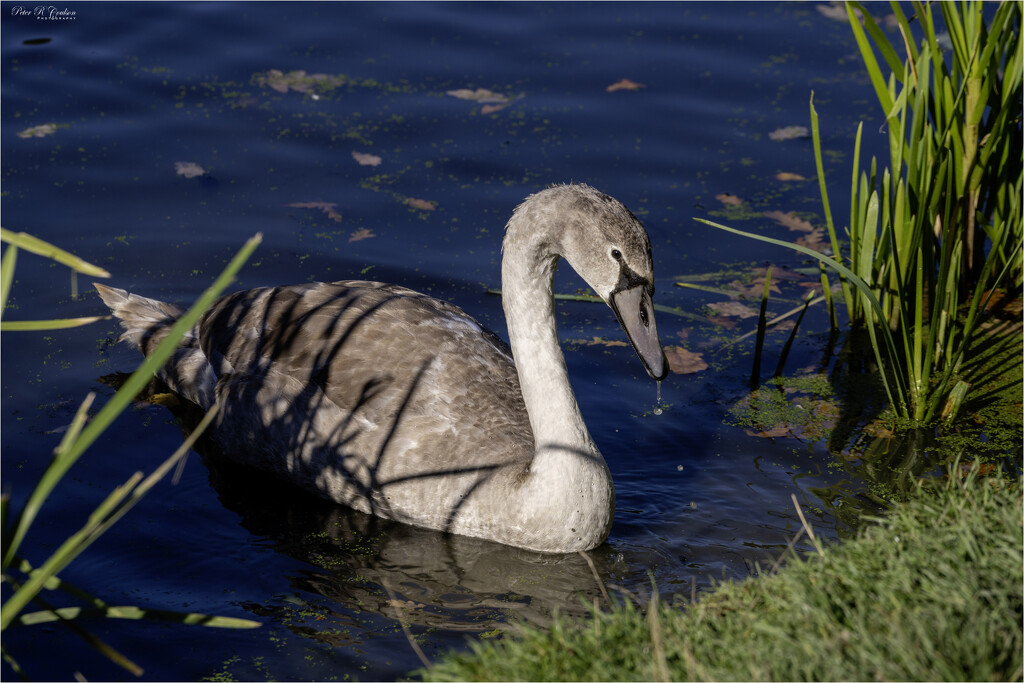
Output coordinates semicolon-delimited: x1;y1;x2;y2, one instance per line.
611;249;623;262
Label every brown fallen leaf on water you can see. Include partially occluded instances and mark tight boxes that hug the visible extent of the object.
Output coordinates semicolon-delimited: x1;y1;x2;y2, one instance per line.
447;88;520;114
570;336;628;347
174;161;206;178
715;193;744;207
406;197;436;211
746;425;791;438
349;228;375;242
764;210;815;232
665;346;707;374
254;69;345;94
796;228;830;253
768;125;809;141
446;88;510;103
17;123;58;138
775;172;807;181
726;278;782;298
287;201;342;223
707;301;758;319
606;78;646;92
352;151;382;167
981;288;1024;317
707;315;739;329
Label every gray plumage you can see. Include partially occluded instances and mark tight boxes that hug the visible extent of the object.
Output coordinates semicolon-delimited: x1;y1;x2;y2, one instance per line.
95;183;667;553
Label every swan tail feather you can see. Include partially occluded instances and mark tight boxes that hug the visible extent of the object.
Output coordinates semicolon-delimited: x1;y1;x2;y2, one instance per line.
94;283;217;408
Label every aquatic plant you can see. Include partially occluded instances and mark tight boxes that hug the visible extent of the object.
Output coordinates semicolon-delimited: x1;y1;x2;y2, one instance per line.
1;232;263;678
701;0;1023;423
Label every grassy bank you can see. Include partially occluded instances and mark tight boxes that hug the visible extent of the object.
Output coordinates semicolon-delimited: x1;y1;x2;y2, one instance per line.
425;470;1022;681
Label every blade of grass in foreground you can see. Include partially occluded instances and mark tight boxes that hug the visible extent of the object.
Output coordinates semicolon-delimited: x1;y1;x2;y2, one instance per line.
0;228;111;278
1;316;110;332
1;233;262;571
0;245;17;314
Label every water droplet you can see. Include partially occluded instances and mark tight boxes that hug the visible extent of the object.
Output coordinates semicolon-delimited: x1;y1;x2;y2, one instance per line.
653;380;663;415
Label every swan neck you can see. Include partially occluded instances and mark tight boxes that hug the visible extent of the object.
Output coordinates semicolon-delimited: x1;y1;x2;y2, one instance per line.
501;225;595;454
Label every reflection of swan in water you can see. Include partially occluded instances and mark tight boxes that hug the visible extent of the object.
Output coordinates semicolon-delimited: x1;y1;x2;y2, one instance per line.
95;183;668;553
203;453;615;637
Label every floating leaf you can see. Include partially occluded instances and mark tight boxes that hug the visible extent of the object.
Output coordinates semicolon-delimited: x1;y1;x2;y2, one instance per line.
348;228;375;242
17;123;58;139
253;69;345;94
707;315;739;330
707;301;758;319
446;88;510;104
816;2;852;21
715;193;744;207
795;228;830;253
406;198;436;211
351;151;382;167
746;425;791;438
727;278;782;298
664;346;707;374
569;336;628;348
768;125;809;141
606;79;646;92
446;88;521;114
174;161;206;179
775;172;807;181
287;202;342;223
764;210;815;233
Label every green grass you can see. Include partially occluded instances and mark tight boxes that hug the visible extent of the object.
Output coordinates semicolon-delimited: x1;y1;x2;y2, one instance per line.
424;469;1023;682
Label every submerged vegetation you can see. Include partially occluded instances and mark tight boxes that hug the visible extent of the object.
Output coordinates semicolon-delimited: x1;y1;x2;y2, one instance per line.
426;468;1022;682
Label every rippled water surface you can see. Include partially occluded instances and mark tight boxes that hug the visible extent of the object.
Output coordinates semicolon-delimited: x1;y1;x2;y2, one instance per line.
2;2;895;680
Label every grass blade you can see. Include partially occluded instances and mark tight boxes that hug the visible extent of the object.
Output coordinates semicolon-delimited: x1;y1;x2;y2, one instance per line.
17;605;260;629
1;234;261;570
750;266;772;388
0;228;111;278
1;403;222;631
0;244;16;317
773;289;815;379
1;316;110;332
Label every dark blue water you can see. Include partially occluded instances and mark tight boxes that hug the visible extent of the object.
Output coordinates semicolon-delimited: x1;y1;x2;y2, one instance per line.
2;2;892;680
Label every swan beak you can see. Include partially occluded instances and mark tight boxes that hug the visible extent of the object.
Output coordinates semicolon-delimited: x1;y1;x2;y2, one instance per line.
609;285;669;381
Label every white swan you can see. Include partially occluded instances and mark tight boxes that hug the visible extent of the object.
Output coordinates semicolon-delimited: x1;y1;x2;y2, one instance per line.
95;183;668;553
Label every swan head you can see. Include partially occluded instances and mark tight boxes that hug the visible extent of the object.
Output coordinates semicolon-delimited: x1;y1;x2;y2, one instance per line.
516;183;669;381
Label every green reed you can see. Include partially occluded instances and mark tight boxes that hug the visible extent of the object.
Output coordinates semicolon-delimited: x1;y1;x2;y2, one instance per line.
1;233;263;678
703;0;1022;423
